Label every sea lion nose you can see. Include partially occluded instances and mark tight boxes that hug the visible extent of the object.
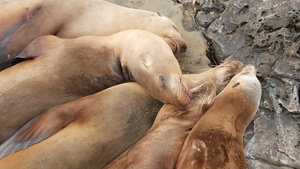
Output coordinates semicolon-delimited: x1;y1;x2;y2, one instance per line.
182;46;187;52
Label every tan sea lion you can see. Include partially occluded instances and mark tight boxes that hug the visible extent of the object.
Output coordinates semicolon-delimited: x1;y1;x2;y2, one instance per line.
0;30;191;144
0;0;187;70
0;61;242;166
104;82;216;169
176;65;262;169
0;82;163;168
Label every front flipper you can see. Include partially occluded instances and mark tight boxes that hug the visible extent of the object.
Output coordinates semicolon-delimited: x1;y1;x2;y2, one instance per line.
0;105;78;159
10;51;32;65
10;35;60;66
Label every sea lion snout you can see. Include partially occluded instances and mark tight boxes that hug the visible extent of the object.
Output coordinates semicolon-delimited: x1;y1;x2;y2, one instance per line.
239;64;256;74
166;35;187;54
235;65;261;109
177;42;188;54
156;74;191;109
174;34;188;54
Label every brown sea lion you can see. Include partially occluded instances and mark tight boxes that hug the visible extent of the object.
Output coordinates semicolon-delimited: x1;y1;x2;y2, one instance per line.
0;30;191;144
176;65;262;169
0;61;242;166
0;82;163;168
0;0;187;70
104;82;216;169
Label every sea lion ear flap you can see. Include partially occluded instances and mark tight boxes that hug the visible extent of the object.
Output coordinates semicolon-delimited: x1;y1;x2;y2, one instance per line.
0;106;76;160
190;82;216;111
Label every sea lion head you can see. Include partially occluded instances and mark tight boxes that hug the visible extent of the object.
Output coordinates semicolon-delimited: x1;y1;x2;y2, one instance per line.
228;65;261;109
222;64;262;129
136;54;191;109
145;13;187;54
118;30;191;109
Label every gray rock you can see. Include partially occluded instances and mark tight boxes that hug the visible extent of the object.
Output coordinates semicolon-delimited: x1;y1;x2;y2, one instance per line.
247;158;295;169
272;57;300;80
194;0;300;168
244;108;300;168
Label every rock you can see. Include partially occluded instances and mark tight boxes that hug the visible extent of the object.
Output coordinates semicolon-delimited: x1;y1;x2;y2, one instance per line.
247;158;295;169
263;77;300;113
244;108;300;168
105;0;212;73
272;57;300;80
193;0;300;168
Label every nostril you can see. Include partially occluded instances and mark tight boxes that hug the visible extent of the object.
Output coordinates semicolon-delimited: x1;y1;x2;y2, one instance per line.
232;82;240;88
182;46;187;52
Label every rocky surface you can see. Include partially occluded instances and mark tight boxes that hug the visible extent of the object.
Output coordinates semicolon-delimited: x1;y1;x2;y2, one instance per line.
106;0;300;168
188;0;300;168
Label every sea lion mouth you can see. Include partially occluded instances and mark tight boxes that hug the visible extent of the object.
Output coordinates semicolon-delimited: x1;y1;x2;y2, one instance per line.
164;36;185;54
173;38;179;54
170;37;187;54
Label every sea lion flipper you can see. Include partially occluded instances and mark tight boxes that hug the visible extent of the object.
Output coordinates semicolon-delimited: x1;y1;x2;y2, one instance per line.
10;51;32;65
10;35;59;66
0;106;76;159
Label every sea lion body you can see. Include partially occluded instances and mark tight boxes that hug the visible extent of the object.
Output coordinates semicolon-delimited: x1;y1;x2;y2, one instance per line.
176;65;262;169
104;82;216;169
0;30;190;143
0;0;186;70
0;83;163;168
0;61;243;167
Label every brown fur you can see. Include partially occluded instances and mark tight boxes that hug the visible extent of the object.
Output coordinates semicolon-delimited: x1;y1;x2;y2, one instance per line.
0;30;190;144
0;61;243;168
0;0;186;70
176;65;262;169
104;82;216;169
0;83;163;169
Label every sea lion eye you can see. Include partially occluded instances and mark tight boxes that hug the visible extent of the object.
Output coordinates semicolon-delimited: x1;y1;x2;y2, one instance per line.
172;25;179;31
159;75;166;89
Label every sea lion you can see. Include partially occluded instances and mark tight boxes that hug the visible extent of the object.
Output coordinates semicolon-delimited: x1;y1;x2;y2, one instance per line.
0;0;187;70
0;82;216;168
0;82;163;168
0;61;242;164
0;30;191;144
176;65;262;169
104;82;216;169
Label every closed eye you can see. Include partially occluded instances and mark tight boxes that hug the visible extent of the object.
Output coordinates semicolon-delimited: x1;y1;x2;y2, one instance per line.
159;75;166;89
172;25;179;31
